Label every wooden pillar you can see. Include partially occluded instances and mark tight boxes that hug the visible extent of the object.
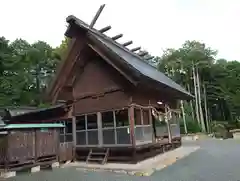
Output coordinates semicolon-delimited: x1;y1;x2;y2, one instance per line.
113;111;117;144
72;115;76;160
72;116;76;146
97;112;103;147
128;106;136;147
165;106;172;144
149;108;156;143
140;108;144;139
85;115;88;145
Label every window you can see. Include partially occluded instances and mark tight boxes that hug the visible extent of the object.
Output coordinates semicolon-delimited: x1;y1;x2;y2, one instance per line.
134;108;142;125
65;119;72;133
76;116;86;131
142;109;150;125
115;109;129;127
87;114;97;129
59;119;73;143
102;111;114;128
60;127;64;134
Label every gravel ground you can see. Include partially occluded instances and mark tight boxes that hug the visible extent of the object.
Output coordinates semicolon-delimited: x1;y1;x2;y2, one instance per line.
10;139;240;181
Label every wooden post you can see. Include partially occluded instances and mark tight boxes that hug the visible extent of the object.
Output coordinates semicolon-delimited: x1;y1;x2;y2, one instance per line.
128;106;136;147
85;115;88;145
113;111;117;144
72;116;76;146
140;108;144;141
97;112;103;147
165;105;172;144
149;108;155;143
72;113;76;161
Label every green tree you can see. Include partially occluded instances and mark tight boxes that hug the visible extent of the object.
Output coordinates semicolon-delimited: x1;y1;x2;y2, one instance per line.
0;37;60;106
156;40;218;132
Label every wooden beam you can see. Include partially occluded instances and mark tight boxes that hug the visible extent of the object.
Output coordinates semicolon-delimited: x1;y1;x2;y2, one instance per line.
74;87;122;102
131;47;141;52
145;56;154;60
53;36;87;103
111;34;123;40
49;38;76;100
99;25;111;33
122;41;133;47
138;51;148;57
89;4;105;28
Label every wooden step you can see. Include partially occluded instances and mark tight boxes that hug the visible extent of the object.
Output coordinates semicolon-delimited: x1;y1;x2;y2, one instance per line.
88;158;104;161
86;149;109;164
90;152;106;155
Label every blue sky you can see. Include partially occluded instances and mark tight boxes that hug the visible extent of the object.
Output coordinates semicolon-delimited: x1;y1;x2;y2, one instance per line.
0;0;239;60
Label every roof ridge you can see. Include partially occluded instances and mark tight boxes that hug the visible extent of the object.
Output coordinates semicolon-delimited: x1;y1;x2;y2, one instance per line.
67;15;158;69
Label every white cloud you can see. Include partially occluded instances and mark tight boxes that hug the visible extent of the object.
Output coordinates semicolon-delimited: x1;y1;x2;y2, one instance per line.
0;0;239;60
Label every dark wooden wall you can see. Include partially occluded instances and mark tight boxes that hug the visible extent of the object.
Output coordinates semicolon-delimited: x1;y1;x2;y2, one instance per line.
72;53;131;115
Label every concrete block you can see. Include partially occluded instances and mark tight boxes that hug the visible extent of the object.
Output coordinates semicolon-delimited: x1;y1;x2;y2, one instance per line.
127;171;135;175
52;162;60;168
1;171;16;178
193;135;199;140
65;160;71;165
114;170;126;174
133;169;154;176
31;165;40;173
134;172;144;176
233;133;240;139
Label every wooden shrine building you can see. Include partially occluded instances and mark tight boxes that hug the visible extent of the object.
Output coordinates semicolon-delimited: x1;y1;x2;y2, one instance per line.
47;14;193;163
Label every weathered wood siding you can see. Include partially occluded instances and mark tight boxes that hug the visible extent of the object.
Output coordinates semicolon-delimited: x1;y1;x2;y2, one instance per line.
73;56;130;115
73;59;121;98
132;88;178;109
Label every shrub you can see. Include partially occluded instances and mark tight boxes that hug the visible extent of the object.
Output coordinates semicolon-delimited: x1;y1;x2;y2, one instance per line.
180;118;201;134
211;122;233;139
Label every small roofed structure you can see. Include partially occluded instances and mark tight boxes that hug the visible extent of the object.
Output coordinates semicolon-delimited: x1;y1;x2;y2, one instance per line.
3;103;71;124
47;10;192;164
0;103;72;170
0;123;64;171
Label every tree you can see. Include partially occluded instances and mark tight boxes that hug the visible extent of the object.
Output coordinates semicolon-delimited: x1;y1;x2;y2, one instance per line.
0;37;60;106
156;40;218;132
54;37;69;60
